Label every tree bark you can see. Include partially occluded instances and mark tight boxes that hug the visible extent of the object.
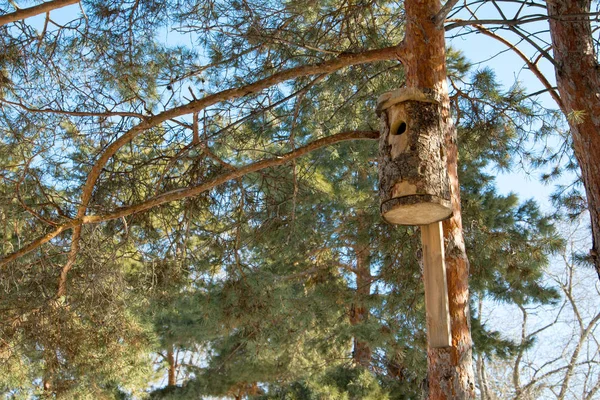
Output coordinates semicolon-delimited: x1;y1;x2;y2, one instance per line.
350;214;372;367
167;348;176;386
547;0;600;278
403;0;475;398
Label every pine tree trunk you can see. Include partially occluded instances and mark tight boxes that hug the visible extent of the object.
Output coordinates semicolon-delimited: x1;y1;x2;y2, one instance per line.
167;348;176;386
350;211;372;368
42;379;53;397
42;352;55;397
547;0;600;278
403;0;475;398
351;245;372;367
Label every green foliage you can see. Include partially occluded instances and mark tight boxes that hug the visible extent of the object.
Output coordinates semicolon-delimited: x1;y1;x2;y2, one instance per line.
256;366;390;400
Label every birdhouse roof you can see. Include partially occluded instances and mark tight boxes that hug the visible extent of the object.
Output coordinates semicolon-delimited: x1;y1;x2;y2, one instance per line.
376;87;439;115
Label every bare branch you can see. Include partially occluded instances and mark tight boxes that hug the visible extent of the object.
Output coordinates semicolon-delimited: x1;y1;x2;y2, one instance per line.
445;12;600;31
435;0;462;28
509;25;557;67
0;97;145;119
472;24;564;112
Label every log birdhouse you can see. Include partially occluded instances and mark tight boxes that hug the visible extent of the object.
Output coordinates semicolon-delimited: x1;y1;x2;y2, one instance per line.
377;88;452;226
378;88;454;349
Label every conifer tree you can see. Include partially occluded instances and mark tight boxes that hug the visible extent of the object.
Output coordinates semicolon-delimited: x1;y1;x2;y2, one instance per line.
144;53;563;399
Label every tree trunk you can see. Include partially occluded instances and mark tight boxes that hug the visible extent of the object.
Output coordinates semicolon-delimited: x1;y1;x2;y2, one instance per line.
350;211;372;368
350;248;372;367
42;351;56;397
547;0;600;278
403;0;475;398
167;348;177;386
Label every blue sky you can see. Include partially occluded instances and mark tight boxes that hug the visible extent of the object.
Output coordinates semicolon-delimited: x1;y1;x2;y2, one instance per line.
446;4;576;212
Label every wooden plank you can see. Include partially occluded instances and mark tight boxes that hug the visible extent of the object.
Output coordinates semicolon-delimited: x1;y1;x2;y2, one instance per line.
421;222;452;348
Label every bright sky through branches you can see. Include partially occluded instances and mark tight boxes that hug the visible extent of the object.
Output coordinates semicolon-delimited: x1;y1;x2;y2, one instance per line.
447;1;576;211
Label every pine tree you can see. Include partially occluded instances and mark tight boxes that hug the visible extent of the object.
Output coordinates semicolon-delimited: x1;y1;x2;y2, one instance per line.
144;52;563;398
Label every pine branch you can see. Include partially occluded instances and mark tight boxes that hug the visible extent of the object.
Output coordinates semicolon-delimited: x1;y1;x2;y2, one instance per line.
77;43;403;220
56;44;400;298
0;0;79;26
0;130;379;268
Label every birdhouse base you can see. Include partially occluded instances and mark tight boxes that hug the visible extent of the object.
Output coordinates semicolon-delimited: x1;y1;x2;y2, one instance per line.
381;194;452;225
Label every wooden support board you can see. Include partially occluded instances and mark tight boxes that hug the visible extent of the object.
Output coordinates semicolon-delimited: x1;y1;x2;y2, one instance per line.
421;222;452;348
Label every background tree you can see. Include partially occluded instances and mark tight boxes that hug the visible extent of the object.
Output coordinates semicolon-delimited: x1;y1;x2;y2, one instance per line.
444;0;600;280
475;220;600;400
144;57;563;399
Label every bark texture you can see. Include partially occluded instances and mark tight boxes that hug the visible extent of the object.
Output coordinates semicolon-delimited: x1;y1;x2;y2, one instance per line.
378;93;452;225
547;0;600;278
403;0;475;398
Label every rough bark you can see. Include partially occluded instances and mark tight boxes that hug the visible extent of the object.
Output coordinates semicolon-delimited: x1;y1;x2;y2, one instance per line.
378;91;452;225
403;0;475;398
547;0;600;278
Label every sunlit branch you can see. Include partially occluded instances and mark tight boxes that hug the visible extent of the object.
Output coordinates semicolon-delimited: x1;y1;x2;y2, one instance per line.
0;0;79;26
77;43;404;219
0;130;379;268
55;44;402;292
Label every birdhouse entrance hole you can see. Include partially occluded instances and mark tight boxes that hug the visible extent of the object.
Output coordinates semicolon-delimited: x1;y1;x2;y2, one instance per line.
394;121;407;136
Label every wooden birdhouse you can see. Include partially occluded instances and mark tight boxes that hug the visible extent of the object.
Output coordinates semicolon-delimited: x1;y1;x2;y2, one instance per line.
377;87;452;226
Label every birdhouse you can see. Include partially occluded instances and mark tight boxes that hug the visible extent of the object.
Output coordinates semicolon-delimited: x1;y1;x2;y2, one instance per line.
377;88;452;225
